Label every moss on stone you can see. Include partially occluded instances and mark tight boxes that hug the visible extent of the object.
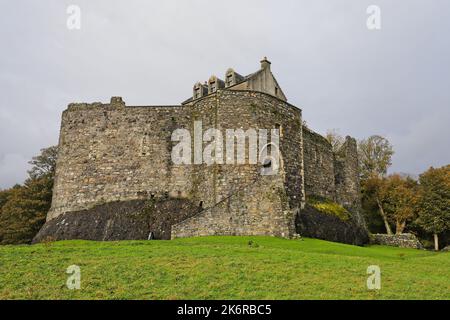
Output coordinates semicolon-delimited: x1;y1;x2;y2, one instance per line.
306;195;350;221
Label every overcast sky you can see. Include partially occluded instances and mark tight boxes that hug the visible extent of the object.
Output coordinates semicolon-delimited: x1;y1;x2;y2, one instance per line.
1;0;449;188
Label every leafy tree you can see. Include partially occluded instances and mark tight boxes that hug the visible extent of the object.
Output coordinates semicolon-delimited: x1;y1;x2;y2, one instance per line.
0;186;19;209
362;174;419;235
383;174;418;234
0;176;53;244
361;175;393;235
415;165;450;250
358;135;394;180
28;146;58;179
325;129;345;153
0;146;57;244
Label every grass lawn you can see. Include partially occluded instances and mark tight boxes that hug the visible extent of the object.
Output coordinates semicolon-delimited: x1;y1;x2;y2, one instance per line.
0;236;449;300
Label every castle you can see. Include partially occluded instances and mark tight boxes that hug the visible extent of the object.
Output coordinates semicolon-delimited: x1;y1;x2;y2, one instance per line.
34;58;368;244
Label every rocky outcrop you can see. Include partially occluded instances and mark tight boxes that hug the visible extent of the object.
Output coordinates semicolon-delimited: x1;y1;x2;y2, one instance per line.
370;233;423;249
33;198;201;243
295;204;369;246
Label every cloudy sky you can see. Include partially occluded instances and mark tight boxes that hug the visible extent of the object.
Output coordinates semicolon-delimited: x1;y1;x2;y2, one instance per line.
1;0;449;188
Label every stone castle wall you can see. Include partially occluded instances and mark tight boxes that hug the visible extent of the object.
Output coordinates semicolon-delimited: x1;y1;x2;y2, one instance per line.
43;88;365;242
334;136;362;219
47;91;303;238
302;126;336;200
171;90;303;238
301;127;365;228
48;97;193;220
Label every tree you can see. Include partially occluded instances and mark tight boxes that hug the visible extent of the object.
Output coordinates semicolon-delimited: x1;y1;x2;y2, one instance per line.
325;129;345;153
362;174;419;235
28;146;58;179
415;165;450;250
0;186;20;209
358;135;394;180
0;146;57;244
383;174;418;234
361;175;393;235
359;136;395;235
0;176;53;244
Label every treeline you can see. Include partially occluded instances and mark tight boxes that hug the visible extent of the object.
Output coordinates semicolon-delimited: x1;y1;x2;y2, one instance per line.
0;146;57;244
327;131;450;250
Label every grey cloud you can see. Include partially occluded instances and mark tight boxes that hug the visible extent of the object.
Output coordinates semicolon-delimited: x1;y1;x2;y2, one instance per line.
0;0;449;188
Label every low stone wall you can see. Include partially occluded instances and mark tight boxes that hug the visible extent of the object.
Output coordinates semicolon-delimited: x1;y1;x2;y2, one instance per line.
371;233;423;249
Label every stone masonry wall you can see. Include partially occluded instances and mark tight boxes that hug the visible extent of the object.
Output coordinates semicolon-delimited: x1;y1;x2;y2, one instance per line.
47;91;303;239
334;136;365;227
172;174;293;238
48;97;193;220
301;128;366;230
171;90;302;238
302;126;336;200
44;88;364;241
371;233;423;249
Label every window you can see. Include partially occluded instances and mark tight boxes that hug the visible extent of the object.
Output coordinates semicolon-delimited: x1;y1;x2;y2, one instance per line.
226;74;233;87
194;88;201;99
208;76;224;93
193;82;205;100
275;123;282;137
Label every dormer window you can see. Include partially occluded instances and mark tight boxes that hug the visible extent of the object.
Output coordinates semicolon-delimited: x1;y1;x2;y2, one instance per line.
225;69;234;87
208;76;225;94
193;82;207;100
225;68;244;88
226;74;233;87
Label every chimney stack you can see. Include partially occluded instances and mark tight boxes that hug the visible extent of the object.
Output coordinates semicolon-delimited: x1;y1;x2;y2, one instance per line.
260;56;271;70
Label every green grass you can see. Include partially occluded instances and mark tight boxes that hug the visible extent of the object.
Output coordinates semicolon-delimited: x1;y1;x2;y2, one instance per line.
0;236;449;300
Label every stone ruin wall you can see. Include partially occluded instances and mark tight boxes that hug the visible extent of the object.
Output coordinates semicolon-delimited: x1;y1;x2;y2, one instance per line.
301;126;364;226
302;127;336;200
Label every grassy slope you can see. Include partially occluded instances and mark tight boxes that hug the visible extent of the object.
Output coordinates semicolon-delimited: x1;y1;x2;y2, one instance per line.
0;236;449;300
